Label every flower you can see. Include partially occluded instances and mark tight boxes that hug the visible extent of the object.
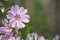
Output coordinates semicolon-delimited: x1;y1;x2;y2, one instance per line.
26;33;33;40
38;36;45;40
0;35;3;40
32;32;38;40
8;36;21;40
1;7;5;13
26;33;46;40
6;5;30;29
0;35;6;40
2;18;12;31
0;27;13;40
53;35;60;40
0;36;15;40
0;27;13;36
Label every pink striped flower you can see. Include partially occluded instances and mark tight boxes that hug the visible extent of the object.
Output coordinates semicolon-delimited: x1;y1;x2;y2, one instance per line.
6;5;30;29
0;18;12;31
0;27;13;40
0;27;13;37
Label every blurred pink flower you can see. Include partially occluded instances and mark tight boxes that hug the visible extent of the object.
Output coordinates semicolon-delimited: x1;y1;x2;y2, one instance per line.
2;18;12;30
53;35;60;40
38;36;45;40
0;36;15;40
0;35;7;40
0;27;13;38
2;18;8;27
6;5;30;29
0;35;21;40
0;35;3;40
32;32;38;40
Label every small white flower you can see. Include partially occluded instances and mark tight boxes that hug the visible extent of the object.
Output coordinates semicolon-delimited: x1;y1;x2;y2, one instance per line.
1;7;5;13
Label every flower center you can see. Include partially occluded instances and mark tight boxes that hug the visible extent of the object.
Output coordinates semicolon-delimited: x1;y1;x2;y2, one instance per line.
15;14;20;20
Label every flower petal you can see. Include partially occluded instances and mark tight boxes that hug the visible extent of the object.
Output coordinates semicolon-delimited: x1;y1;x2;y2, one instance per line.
11;5;19;13
32;32;38;40
21;15;30;23
38;36;45;40
7;10;16;15
10;18;16;28
19;7;28;15
2;18;8;27
6;12;14;19
17;21;25;29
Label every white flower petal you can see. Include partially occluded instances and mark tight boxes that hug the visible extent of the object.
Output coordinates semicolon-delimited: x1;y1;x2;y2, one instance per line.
1;8;4;13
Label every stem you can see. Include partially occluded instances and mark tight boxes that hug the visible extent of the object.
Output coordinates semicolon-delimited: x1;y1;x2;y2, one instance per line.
15;27;19;37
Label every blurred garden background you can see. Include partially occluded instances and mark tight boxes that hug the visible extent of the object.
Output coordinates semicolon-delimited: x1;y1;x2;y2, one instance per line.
0;0;60;40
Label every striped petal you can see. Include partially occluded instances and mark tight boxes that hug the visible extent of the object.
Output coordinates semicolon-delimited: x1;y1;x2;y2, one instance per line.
21;15;30;23
17;20;25;29
10;18;16;28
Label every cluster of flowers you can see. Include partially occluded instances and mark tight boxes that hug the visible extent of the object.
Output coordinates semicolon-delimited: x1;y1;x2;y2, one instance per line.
0;5;60;40
0;5;30;40
26;32;45;40
26;33;60;40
